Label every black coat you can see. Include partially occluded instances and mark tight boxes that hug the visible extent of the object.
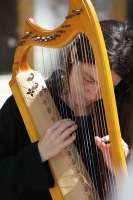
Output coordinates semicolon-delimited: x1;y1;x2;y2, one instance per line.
115;80;133;164
0;95;53;200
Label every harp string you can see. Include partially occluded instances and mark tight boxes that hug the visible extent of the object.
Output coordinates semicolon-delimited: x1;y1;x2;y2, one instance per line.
67;33;117;198
63;39;85;177
80;33;105;194
58;42;91;191
88;40;107;192
85;36;114;196
76;34;99;192
85;34;118;198
74;38;87;177
31;33;119;199
56;47;72;124
48;47;57;119
57;36;105;197
96;96;118;197
41;47;54;117
83;35;103;192
89;43;104;192
58;36;97;195
67;34;101;197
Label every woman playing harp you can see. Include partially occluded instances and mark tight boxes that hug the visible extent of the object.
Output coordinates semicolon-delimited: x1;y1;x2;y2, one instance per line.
44;20;131;199
0;19;132;200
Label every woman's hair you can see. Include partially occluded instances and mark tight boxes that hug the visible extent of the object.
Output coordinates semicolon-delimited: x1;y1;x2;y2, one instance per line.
46;19;133;95
70;20;133;82
100;20;133;82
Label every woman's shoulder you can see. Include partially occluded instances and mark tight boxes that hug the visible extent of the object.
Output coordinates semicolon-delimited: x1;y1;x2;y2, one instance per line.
1;95;17;110
0;95;20;119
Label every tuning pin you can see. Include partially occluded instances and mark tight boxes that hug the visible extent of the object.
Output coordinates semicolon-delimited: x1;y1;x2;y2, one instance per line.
61;24;70;28
25;31;32;35
29;35;37;38
34;36;41;41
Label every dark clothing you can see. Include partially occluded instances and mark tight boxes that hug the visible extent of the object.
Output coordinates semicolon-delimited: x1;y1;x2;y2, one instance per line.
0;96;53;200
0;80;133;199
115;80;133;164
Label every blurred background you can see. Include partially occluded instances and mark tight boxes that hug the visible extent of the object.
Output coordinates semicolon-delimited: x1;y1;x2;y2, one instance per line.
0;0;132;108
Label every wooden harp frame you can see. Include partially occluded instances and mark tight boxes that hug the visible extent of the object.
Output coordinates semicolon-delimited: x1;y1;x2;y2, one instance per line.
9;0;127;199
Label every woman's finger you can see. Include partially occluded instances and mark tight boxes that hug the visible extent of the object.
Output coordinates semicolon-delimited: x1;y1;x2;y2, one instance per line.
55;120;77;136
61;132;76;148
59;124;78;141
94;136;106;153
101;135;110;142
50;118;72;131
122;143;129;157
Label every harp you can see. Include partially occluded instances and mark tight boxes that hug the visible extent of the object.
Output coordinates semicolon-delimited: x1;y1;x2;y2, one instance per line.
9;0;127;199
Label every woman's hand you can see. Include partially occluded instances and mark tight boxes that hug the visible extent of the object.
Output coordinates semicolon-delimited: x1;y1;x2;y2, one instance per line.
94;135;129;174
38;118;77;162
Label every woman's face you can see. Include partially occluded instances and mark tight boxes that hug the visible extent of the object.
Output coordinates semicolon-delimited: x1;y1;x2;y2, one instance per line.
69;62;122;107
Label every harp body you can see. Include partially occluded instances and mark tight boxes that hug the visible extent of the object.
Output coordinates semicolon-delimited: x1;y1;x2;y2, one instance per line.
10;70;100;199
9;0;127;199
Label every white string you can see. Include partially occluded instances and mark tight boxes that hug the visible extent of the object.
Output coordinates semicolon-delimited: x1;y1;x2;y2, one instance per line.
37;34;118;199
85;36;117;198
80;33;101;198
